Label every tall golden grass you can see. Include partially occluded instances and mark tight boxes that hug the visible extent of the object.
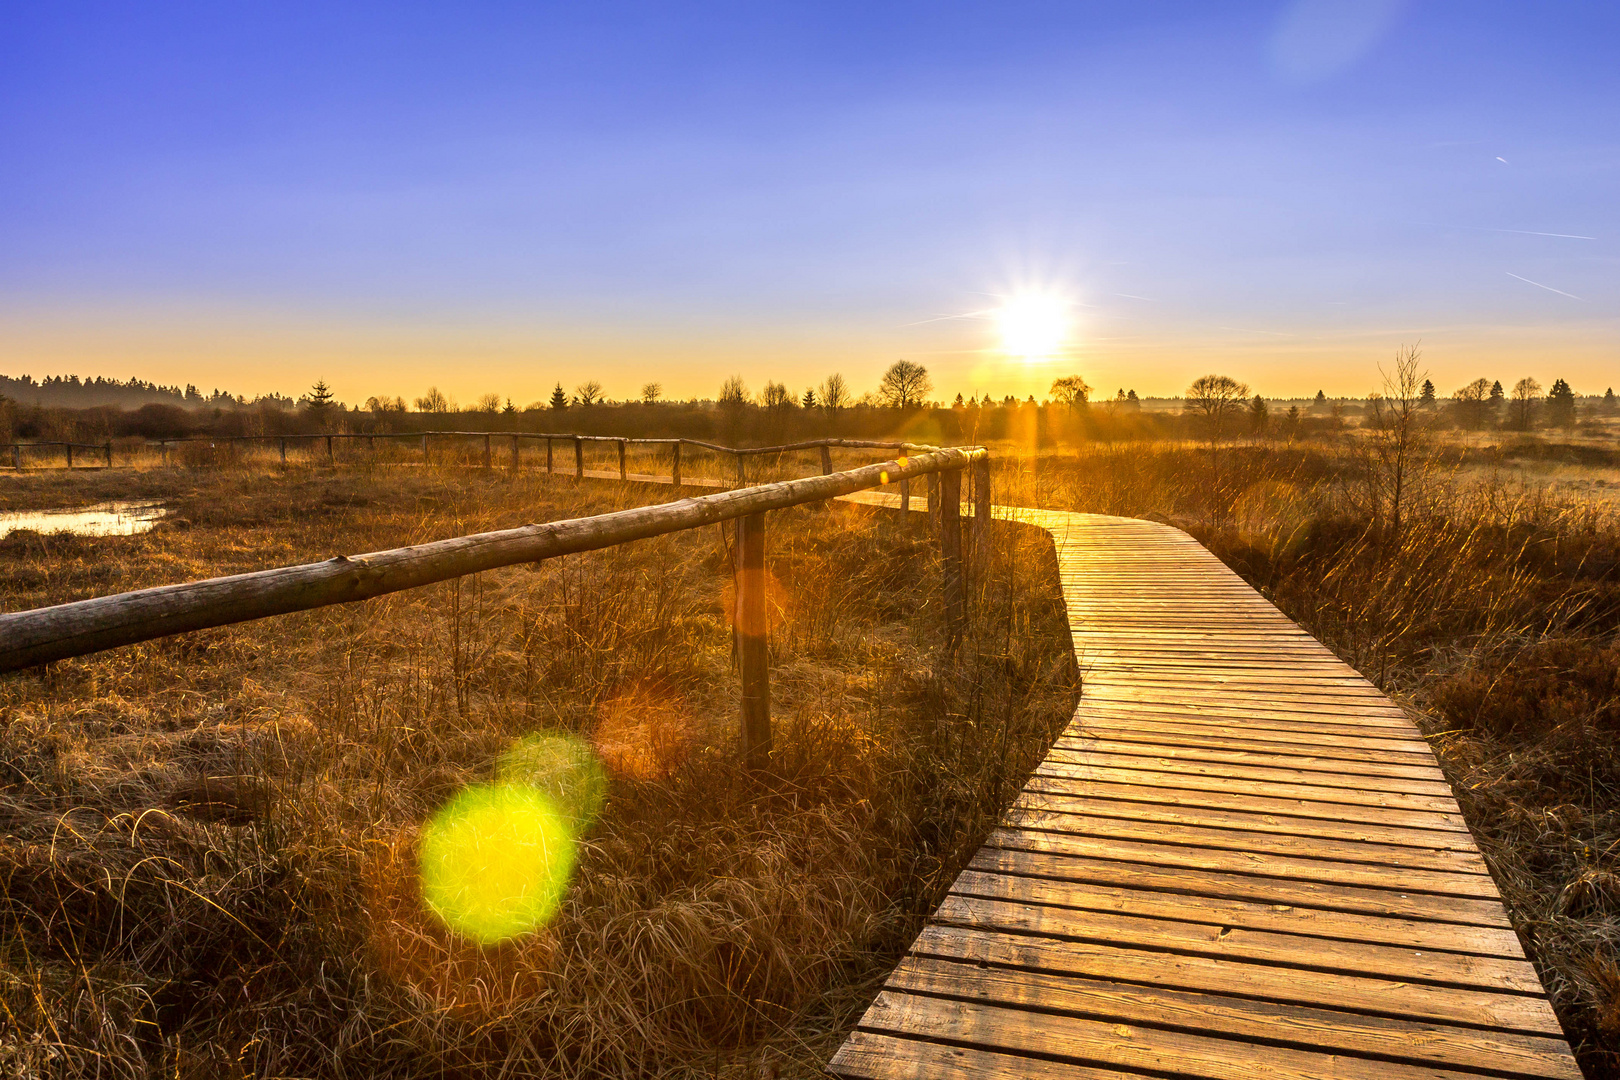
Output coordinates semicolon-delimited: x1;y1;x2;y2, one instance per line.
0;462;1076;1077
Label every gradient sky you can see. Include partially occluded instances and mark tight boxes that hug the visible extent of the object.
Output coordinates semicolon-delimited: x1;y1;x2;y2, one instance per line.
2;1;1616;405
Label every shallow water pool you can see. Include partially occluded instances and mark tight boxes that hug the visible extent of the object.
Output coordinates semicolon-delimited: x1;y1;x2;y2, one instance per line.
0;502;168;539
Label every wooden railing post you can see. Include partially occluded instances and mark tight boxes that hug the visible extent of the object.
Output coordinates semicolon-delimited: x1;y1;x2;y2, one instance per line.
65;444;74;469
546;438;554;474
105;442;113;468
618;439;627;481
279;438;287;465
574;436;584;479
972;455;991;567
11;444;19;471
820;444;832;475
735;452;745;488
326;435;335;465
940;467;965;647
421;433;429;463
482;434;492;470
510;435;520;471
737;511;771;771
671;442;682;493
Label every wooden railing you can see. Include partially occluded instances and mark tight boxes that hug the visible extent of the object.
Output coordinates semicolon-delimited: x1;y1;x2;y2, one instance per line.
4;432;954;488
0;442;991;770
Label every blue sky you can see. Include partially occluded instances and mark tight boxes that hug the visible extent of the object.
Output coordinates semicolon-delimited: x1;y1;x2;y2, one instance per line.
2;1;1615;403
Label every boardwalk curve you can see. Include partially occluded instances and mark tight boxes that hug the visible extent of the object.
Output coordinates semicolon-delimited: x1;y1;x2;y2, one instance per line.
831;508;1578;1080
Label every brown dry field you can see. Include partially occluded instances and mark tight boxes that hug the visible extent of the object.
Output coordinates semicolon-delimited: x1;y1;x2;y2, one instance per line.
0;463;1078;1078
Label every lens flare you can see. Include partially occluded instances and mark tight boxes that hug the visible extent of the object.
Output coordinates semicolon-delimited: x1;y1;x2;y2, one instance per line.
419;783;576;944
496;731;607;832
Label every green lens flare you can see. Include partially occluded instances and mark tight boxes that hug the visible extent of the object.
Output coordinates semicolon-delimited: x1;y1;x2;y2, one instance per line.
418;783;576;944
496;731;607;832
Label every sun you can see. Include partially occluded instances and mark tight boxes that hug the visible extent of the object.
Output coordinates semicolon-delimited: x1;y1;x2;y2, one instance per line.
997;296;1068;360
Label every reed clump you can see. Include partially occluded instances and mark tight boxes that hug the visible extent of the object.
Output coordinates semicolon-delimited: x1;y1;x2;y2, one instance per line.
0;464;1076;1078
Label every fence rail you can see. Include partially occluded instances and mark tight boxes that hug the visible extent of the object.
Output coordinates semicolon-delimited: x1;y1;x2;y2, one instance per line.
0;442;990;767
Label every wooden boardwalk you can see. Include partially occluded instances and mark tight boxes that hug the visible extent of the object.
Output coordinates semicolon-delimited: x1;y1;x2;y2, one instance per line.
830;509;1578;1080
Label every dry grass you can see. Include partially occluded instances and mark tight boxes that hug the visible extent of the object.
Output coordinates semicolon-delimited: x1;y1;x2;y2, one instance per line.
0;463;1077;1078
1001;434;1620;1077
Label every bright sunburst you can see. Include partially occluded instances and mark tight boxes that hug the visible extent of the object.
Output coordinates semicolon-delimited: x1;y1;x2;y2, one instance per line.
997;295;1069;360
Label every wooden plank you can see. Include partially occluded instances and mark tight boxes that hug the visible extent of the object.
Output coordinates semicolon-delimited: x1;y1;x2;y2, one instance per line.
1002;806;1489;873
1013;790;1481;852
879;958;1580;1079
986;827;1502;899
932;894;1538;991
907;926;1562;1034
831;1029;1139;1080
948;868;1524;957
1050;737;1449;782
1035;761;1463;813
1024;774;1470;832
967;846;1513;926
1069;704;1433;744
1058;719;1438;761
856;989;1552;1078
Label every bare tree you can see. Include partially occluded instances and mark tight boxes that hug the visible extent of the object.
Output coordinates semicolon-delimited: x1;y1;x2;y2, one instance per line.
718;375;748;411
641;382;663;405
760;381;793;410
818;373;849;414
1510;377;1541;430
1363;344;1431;543
878;360;932;409
414;386;453;413
1183;374;1250;442
475;393;502;414
1049;375;1091;411
576;381;603;407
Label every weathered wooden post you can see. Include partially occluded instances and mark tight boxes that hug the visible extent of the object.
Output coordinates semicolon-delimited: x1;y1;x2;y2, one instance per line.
482;434;492;470
104;442;113;468
510;435;520;471
940;467;965;647
421;433;429;464
11;444;19;470
972;454;991;567
368;435;376;459
326;435;335;465
279;438;287;465
737;512;771;771
671;442;682;493
65;444;74;469
574;436;584;479
546;438;554;474
735;452;745;488
617;439;627;481
819;444;832;475
899;477;911;533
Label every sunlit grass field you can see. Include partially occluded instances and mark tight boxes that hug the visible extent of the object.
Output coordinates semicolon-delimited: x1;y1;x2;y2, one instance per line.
0;464;1078;1078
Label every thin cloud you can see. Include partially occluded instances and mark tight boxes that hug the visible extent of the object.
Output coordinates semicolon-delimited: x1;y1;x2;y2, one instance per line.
1496;156;1509;164
1506;271;1584;301
1422;222;1595;240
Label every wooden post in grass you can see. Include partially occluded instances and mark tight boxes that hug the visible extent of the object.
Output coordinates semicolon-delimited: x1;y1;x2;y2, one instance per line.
671;442;682;493
279;438;287;465
510;435;520;471
820;445;832;475
899;477;911;533
421;433;429;463
65;444;74;469
326;435;335;465
104;442;113;468
735;452;745;488
546;438;554;474
574;436;584;479
972;455;991;568
940;467;965;646
737;512;771;771
618;439;627;481
11;444;19;470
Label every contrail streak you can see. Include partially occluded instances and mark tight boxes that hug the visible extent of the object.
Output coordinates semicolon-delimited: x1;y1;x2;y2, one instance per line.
1419;222;1596;240
1506;272;1583;301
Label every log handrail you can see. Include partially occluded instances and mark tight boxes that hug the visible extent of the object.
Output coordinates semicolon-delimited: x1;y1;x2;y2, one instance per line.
0;447;986;673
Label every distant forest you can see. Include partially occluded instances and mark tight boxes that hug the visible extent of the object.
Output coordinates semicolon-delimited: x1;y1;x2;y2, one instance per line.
0;374;244;409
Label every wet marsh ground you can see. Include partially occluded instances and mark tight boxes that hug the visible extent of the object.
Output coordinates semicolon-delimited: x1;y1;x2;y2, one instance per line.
0;464;1078;1078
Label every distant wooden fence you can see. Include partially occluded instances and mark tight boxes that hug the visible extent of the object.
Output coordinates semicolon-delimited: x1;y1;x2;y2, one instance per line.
0;441;991;770
3;431;948;489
